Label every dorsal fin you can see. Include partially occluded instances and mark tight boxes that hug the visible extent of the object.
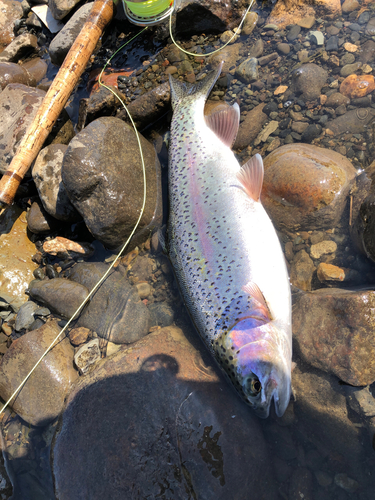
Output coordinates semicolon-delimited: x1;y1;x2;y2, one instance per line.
205;103;240;148
242;281;273;321
237;153;264;202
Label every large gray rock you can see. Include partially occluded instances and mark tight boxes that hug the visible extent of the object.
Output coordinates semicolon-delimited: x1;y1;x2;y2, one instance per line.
233;103;268;150
48;3;93;65
65;262;151;344
0;33;38;63
291;63;328;101
326;107;375;136
52;326;278;500
0;321;78;426
62;116;162;250
0;84;45;173
32;144;80;221
48;0;82;20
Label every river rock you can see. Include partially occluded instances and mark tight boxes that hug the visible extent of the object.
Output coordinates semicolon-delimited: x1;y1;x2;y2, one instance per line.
249;38;264;59
74;338;100;374
326;107;375;135
235;57;258;84
52;325;278;500
262;144;357;232
359;40;375;64
242;10;258;35
291;64;328;101
15;300;40;331
22;57;48;86
49;0;82;20
0;0;23;51
0;62;32;90
27;198;61;234
340;74;375;98
0;205;38;310
65;262;151;344
208;42;241;73
43;237;94;260
289;250;315;291
28;278;89;319
342;0;359;13
325;92;350;108
68;326;90;346
48;3;93;65
293;288;375;386
32;144;79;222
233;103;267;150
0;320;78;426
0;33;38;63
62;116;162;250
0;84;45;173
117;82;170;130
365;16;375;36
267;0;340;29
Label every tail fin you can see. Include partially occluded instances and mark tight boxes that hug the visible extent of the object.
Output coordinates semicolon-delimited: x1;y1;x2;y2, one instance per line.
169;61;224;109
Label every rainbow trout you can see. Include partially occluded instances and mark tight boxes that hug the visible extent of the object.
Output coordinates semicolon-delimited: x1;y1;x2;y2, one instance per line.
168;63;292;418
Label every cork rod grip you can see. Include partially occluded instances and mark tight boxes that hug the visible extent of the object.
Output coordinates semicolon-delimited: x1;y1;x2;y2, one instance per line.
0;0;114;207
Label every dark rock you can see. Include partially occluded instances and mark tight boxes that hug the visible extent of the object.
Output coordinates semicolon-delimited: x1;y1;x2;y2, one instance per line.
0;0;23;51
148;302;174;327
233;103;267;150
325;92;350;108
65;262;151;344
27;199;61;234
263;101;278;115
235;57;258;83
49;0;82;20
84;86;125;125
301;124;322;143
28;278;89;319
291;63;328;101
32;144;80;222
289;468;313;500
0;320;77;426
49;3;93;66
287;25;301;41
262;144;356;231
358;40;375;64
326;35;338;51
289;249;315;291
258;52;278;66
0;33;37;63
276;42;290;54
15;301;39;331
326;107;375;135
52;326;278;500
0;62;32;89
21;57;47;86
350;171;375;263
293;288;375;386
62;116;162;250
248;38;264;58
117;82;170;130
0;84;45;173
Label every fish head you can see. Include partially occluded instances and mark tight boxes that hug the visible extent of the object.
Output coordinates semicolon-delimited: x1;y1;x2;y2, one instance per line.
215;318;291;418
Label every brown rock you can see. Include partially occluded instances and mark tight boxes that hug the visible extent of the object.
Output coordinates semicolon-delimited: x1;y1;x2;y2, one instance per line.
293;288;375;385
325;92;350;108
267;0;340;29
242;11;258;35
290;249;315;291
0;205;38;310
22;58;47;86
310;240;337;259
340;74;375;99
0;33;38;63
0;321;78;426
359;40;375;64
27;199;61;234
52;326;278;499
233;103;267;150
291;63;328;101
0;0;23;51
326;107;375;135
317;263;345;282
341;0;359;13
208;42;241;73
68;327;91;346
0;62;31;89
262;144;357;231
43;237;95;260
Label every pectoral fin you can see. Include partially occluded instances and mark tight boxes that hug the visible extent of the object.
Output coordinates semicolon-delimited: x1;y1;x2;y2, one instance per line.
205;103;240;148
237;154;264;202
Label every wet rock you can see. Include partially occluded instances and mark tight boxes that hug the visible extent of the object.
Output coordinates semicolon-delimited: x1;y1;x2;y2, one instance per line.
233;103;267;150
32;143;79;221
289;468;313;500
340;74;375;98
0;84;45;172
65;262;151;344
117;82;170;130
262;144;356;232
365;16;375;36
49;0;82;20
43;237;94;260
148;302;174;328
49;3;93;65
325;92;350;108
291;64;328;101
301;124;322;143
74;338;100;374
326;107;375;135
0;33;38;63
208;42;241;73
52;326;278;500
235;57;258;84
286;25;301;41
310;31;325;46
340;61;362;77
0;205;38;310
293;288;375;386
27;199;61;234
263;422;297;461
342;0;359;13
15;301;39;331
258;52;278;67
345;386;375;418
317;263;345;282
22;57;48;86
310;240;337;259
0;320;78;426
68;326;90;346
0;0;23;51
267;0;340;29
359;40;375;64
28;278;89;320
248;38;264;59
62;117;162;250
290;249;315;291
277;42;290;54
84;85;126;125
242;11;258;35
334;473;359;493
350;174;375;263
135;282;152;299
0;62;32;89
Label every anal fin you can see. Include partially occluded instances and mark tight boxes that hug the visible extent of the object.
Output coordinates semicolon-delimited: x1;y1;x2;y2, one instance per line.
205;103;240;148
237;153;264;202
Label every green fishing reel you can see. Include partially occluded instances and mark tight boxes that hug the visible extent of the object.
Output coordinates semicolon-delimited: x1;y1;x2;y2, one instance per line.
122;0;175;26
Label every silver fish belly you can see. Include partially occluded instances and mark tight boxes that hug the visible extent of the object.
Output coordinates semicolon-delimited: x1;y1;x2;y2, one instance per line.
168;64;292;418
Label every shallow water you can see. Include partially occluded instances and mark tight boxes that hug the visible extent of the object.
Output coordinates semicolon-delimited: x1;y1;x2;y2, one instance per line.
2;1;375;499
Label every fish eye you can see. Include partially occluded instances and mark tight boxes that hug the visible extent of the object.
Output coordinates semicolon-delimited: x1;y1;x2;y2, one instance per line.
244;375;262;398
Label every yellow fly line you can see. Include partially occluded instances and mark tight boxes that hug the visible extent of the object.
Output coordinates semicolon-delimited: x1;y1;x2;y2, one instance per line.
0;0;256;418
